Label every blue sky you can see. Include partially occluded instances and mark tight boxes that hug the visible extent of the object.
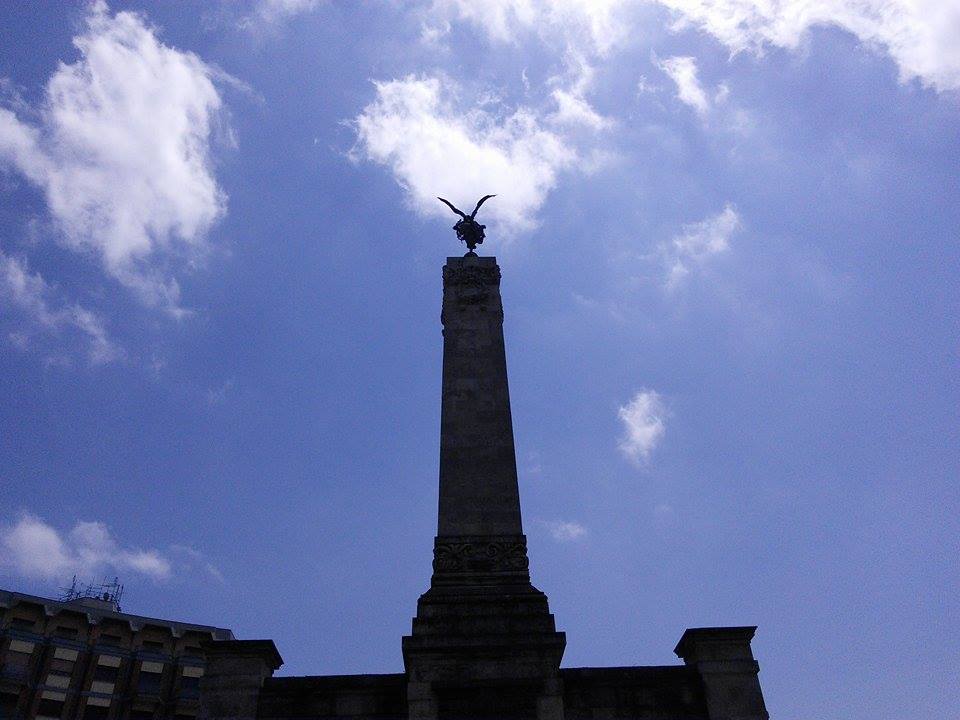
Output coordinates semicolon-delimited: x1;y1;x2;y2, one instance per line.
1;1;958;717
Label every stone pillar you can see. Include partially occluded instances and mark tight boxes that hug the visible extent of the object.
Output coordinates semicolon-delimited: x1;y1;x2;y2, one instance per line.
403;257;565;720
199;640;282;720
674;627;769;720
434;255;530;588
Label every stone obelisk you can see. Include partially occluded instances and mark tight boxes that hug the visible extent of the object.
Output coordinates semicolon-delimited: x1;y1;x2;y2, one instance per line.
402;255;566;720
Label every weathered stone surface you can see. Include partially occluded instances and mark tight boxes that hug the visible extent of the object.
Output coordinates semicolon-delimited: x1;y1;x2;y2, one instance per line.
199;640;282;720
674;627;769;720
437;256;522;541
561;666;708;720
258;673;406;719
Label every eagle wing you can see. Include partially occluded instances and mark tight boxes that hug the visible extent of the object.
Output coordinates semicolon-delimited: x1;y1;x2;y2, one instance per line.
470;194;496;219
437;197;467;218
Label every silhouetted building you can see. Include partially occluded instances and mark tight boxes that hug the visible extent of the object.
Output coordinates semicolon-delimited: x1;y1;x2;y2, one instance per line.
200;256;770;720
3;256;770;720
0;588;232;720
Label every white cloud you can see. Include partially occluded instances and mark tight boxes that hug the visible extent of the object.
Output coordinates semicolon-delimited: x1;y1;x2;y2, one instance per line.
547;57;613;131
0;2;227;312
659;0;960;92
0;249;119;364
618;389;667;463
353;75;575;236
636;74;661;95
663;203;739;288
537;519;588;541
428;1;960;93
550;88;612;130
241;0;321;29
424;0;633;57
170;544;225;584
656;55;709;115
0;514;171;582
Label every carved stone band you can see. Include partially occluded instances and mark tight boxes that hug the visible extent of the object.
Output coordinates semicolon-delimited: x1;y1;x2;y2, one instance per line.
432;536;530;574
443;264;501;289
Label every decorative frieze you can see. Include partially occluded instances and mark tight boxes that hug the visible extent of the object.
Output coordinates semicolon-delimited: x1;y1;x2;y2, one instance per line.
432;537;529;574
442;262;501;290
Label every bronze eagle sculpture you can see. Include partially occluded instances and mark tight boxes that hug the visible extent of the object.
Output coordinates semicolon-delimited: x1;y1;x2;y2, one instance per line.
437;194;496;255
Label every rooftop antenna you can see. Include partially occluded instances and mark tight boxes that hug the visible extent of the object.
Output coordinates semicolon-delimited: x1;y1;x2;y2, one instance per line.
58;576;124;611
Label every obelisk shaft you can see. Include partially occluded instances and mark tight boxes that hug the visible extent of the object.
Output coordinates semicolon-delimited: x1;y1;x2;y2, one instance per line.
438;256;522;536
431;256;531;587
402;256;565;714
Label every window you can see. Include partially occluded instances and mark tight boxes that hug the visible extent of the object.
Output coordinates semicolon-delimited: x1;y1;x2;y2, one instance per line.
130;709;155;720
93;665;118;682
82;704;109;720
45;672;71;689
99;633;122;646
10;617;35;629
142;640;164;651
7;639;34;654
49;658;75;674
97;654;122;668
36;697;64;719
90;681;115;695
1;653;29;680
179;665;202;697
53;626;78;638
178;674;200;698
137;671;162;695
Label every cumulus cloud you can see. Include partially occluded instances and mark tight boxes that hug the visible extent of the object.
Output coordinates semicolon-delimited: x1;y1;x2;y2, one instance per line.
0;249;119;364
423;3;619;150
0;2;227;312
663;203;739;288
537;519;588;541
0;514;171;582
353;75;575;236
656;55;709;115
618;389;667;463
659;0;960;92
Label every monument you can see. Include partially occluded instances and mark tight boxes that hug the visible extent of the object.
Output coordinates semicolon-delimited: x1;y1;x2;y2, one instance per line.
195;199;770;720
401;250;566;720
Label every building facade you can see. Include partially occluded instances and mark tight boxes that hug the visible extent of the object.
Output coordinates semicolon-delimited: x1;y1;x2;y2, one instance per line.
0;589;232;720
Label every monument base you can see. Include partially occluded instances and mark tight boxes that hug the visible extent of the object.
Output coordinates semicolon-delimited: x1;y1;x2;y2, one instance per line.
402;574;566;720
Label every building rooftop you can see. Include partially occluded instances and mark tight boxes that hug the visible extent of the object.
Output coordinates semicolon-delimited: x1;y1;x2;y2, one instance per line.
0;588;234;641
